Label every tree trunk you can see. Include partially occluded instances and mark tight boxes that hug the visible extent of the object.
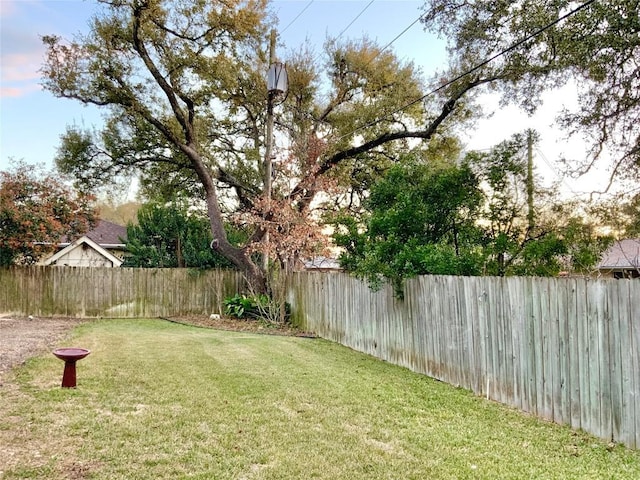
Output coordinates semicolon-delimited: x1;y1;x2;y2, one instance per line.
176;236;185;268
188;149;268;294
204;189;268;294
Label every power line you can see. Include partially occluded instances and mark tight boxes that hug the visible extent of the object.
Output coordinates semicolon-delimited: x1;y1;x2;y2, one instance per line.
377;13;423;57
281;0;315;34
336;0;375;40
356;10;425;71
622;185;640;196
340;0;598;140
293;7;429;122
324;2;421;66
283;1;419;72
535;146;578;195
282;0;375;69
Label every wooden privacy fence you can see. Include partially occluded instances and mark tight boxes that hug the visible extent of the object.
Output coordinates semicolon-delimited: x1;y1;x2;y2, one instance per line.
287;272;640;449
0;266;244;317
2;267;639;448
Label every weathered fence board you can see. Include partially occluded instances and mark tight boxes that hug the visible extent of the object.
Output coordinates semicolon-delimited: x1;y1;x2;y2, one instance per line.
0;266;243;317
631;283;640;448
287;272;640;449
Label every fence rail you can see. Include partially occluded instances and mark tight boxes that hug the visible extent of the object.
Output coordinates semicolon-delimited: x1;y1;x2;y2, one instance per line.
1;267;638;448
287;272;640;449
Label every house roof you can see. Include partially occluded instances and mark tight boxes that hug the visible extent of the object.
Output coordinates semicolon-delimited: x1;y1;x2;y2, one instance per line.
41;236;124;267
597;239;640;270
61;220;127;248
302;256;343;271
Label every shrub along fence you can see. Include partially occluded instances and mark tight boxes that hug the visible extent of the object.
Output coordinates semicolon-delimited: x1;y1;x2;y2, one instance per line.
286;272;640;449
1;266;638;449
0;266;243;317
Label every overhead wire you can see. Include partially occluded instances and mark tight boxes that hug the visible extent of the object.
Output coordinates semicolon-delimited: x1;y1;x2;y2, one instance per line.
534;146;578;195
276;0;627;205
280;1;420;70
280;0;315;34
336;0;376;40
354;10;425;71
289;4;427;123
338;0;598;141
279;0;376;67
376;13;424;57
621;185;640;197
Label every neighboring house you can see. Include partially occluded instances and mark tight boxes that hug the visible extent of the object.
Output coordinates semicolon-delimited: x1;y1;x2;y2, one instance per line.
302;256;343;272
40;220;127;268
40;236;123;267
597;239;640;279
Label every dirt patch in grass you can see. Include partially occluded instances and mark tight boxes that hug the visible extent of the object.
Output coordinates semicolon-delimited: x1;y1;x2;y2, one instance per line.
0;315;88;386
0;314;313;386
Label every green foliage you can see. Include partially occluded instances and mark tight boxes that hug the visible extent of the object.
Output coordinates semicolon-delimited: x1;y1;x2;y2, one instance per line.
421;0;640;183
124;202;244;269
223;293;291;323
223;294;267;319
41;0;640;293
333;137;613;293
467;131;612;277
41;0;275;291
508;234;567;277
592;193;640;239
466;131;550;276
559;216;613;274
624;194;640;236
332;155;485;296
39;0;478;292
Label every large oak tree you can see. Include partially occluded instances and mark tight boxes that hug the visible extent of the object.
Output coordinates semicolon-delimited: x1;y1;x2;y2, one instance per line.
43;0;637;292
421;0;640;188
42;0;472;292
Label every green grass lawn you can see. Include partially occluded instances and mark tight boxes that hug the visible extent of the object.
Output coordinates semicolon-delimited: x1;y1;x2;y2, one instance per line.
1;318;639;479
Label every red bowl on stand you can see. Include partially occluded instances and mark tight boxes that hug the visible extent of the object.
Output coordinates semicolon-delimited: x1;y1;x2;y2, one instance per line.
53;348;91;388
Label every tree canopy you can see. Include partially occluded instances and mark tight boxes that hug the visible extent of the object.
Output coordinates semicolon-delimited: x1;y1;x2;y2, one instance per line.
421;0;640;188
42;0;638;292
332;155;485;296
466;132;612;277
333;136;613;295
43;0;273;289
42;0;471;292
0;161;96;266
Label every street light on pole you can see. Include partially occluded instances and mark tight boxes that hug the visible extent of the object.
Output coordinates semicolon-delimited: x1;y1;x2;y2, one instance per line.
265;60;287;201
263;29;288;272
267;61;288;94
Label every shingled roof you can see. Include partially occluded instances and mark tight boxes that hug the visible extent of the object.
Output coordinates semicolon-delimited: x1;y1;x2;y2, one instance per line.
60;220;127;248
597;239;640;270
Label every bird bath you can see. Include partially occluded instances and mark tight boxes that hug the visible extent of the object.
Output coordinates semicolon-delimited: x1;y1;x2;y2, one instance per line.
53;348;90;388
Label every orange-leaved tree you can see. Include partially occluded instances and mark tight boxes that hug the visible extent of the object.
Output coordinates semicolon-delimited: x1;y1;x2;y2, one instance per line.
0;161;97;266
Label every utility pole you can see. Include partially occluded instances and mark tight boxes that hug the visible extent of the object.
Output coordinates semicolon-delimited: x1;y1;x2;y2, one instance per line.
262;30;287;274
263;29;277;273
526;129;535;235
264;29;276;210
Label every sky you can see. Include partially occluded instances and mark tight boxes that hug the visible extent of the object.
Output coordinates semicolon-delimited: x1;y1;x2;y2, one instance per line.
0;0;610;195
